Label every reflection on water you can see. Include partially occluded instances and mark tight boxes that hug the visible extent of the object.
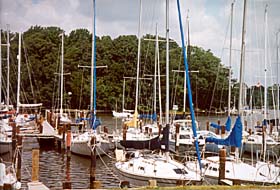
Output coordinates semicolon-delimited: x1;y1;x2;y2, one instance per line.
20;137;120;189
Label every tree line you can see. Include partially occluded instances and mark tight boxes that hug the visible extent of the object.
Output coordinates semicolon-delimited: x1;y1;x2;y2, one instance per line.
0;26;277;114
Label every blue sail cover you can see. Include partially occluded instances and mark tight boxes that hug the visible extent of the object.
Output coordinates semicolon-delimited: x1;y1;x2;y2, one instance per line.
206;116;242;148
139;113;157;121
91;118;101;129
210;116;231;132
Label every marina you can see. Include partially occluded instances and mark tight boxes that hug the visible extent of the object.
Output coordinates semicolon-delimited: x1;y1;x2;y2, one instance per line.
1;0;280;189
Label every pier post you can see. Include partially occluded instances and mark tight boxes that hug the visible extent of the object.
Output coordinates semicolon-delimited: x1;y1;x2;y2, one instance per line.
269;123;273;135
11;122;16;154
218;148;226;184
16;135;22;182
244;120;247;131
122;124;127;143
158;123;162;135
221;125;225;138
215;120;220;135
175;123;180;153
90;136;101;189
62;124;66;149
31;149;40;181
206;121;209;131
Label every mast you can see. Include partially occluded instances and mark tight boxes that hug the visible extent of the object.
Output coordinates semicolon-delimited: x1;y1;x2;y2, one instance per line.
93;0;97;117
238;0;247;115
277;29;280;128
264;5;268;122
60;33;64;116
135;0;142;113
6;25;10;109
262;4;268;162
165;0;170;124
0;29;2;104
122;78;125;112
176;0;202;170
153;24;158;119
16;33;21;113
228;1;234;116
156;31;163;124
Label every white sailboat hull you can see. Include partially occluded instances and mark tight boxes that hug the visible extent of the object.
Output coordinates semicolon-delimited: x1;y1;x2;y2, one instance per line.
115;153;202;187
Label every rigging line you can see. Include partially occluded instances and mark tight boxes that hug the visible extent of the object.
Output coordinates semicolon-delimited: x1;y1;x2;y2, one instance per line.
78;67;85;110
22;34;36;101
97;150;121;182
208;5;231;117
52;42;61;111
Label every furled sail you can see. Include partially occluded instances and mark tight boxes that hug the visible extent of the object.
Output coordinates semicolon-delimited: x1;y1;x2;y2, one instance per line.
210;116;231;132
206;116;242;148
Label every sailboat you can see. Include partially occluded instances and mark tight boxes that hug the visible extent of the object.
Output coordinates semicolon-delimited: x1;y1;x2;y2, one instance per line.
115;0;203;186
199;1;280;185
70;0;112;157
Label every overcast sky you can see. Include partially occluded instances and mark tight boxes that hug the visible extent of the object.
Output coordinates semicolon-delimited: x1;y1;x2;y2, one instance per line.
1;0;280;87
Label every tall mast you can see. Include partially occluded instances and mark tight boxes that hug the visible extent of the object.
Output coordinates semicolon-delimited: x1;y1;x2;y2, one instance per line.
157;32;163;124
122;78;125;112
6;25;10;109
165;0;170;124
16;33;21;113
264;5;268;121
153;24;158;118
93;0;97;116
276;29;280;128
0;29;2;104
228;1;234;116
135;0;142;113
60;33;64;115
238;0;247;115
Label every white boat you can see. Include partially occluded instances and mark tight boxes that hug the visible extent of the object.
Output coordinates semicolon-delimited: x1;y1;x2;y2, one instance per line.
115;150;202;187
243;133;279;155
0;159;21;189
71;130;112;157
191;156;280;185
169;119;205;152
112;110;133;119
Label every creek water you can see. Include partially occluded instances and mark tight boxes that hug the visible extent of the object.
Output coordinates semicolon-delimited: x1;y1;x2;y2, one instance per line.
1;113;276;189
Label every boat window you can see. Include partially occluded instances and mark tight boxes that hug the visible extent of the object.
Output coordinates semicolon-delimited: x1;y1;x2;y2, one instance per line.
212;167;218;172
266;139;273;142
248;138;254;142
226;170;230;173
180;135;190;139
174;168;188;174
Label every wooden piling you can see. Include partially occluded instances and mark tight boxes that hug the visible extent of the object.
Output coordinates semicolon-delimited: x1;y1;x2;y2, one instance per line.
90;136;97;188
122;124;127;143
218;148;226;184
175;123;180;153
206;121;209;131
269;123;273;135
66;130;71;150
62;124;66;149
221;125;225;138
11;122;17;153
215;120;220;135
244;120;248;131
158;123;162;135
31;149;40;181
16;135;22;182
148;180;157;187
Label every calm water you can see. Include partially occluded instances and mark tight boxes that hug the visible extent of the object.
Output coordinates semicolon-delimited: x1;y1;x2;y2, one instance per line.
1;113;276;189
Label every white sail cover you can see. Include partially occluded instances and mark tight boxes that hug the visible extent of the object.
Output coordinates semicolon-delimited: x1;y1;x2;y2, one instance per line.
19;103;42;108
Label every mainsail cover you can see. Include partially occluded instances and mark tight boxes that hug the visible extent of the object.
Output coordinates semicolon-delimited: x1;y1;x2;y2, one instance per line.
206;115;242;148
139;112;157;121
210;116;231;132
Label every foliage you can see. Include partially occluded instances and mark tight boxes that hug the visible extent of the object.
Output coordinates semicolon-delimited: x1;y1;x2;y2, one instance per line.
2;26;264;113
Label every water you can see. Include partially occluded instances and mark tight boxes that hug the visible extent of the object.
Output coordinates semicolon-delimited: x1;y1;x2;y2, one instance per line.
1;113;275;189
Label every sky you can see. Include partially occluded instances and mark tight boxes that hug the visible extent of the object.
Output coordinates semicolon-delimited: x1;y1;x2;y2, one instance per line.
1;0;280;87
